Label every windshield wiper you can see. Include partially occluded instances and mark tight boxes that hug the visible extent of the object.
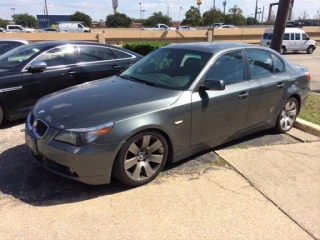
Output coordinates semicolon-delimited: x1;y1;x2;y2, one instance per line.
118;75;157;87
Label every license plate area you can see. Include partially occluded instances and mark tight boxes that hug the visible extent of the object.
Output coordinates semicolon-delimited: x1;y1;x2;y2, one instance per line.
25;132;39;155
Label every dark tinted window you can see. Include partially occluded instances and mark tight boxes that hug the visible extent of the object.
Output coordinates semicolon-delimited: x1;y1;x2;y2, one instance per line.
267;34;273;40
112;48;133;59
263;33;268;39
271;54;285;73
246;50;273;79
79;46;114;62
36;46;75;67
0;42;24;55
205;51;244;85
302;34;309;40
283;33;289;40
78;24;83;28
291;33;295;40
295;33;301;40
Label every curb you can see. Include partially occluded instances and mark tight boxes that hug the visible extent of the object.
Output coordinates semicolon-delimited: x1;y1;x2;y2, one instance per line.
294;118;320;137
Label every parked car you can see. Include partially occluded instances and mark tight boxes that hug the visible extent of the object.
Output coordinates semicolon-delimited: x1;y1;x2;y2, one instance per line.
260;28;316;54
58;22;90;32
0;28;8;33
216;25;237;29
142;24;176;31
25;42;310;187
0;39;30;55
0;41;142;126
176;26;196;30
209;23;224;28
39;28;67;33
6;25;35;33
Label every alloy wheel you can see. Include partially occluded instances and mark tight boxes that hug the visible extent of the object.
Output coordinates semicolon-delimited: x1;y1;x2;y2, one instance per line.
124;135;165;181
280;100;297;131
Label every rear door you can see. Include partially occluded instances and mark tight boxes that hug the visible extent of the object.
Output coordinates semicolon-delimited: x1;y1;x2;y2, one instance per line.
245;50;287;128
76;45;129;83
293;33;302;51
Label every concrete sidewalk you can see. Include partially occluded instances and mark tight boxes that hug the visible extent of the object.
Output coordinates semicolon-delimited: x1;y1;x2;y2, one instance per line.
0;167;312;240
217;142;320;240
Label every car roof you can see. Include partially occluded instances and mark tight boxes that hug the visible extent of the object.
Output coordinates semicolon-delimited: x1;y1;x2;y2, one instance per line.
264;28;306;34
165;42;252;53
0;38;29;44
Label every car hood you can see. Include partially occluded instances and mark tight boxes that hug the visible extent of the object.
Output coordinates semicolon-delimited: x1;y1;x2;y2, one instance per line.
33;76;183;129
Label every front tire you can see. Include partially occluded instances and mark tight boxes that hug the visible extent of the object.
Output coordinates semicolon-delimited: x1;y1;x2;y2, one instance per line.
307;46;314;54
275;98;299;133
113;131;169;187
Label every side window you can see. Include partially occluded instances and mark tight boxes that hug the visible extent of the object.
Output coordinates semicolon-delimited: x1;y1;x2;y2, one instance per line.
78;24;83;28
283;33;289;40
35;46;75;67
302;34;309;40
246;50;273;79
79;46;114;62
204;51;244;85
111;49;133;59
290;33;295;40
267;34;273;40
262;33;268;39
271;54;285;73
295;33;301;40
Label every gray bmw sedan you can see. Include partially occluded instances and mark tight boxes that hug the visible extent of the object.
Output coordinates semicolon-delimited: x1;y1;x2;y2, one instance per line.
25;43;310;187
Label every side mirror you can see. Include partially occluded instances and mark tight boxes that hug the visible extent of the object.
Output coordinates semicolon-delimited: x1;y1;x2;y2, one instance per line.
202;79;225;91
28;61;47;72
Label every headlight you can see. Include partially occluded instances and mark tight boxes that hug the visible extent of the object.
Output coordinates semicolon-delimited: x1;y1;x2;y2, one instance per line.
54;122;114;146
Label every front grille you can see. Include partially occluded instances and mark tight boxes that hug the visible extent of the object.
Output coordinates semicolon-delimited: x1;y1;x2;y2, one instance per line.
33;119;48;138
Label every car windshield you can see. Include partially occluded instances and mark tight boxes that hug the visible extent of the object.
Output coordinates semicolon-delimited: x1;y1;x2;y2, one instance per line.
121;48;212;90
0;44;47;69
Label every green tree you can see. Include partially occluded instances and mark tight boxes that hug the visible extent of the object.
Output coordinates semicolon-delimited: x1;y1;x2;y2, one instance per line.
181;6;202;26
144;12;172;27
202;8;224;26
70;11;92;27
0;18;9;28
269;10;276;24
106;13;132;28
226;5;245;25
245;16;259;25
12;14;38;28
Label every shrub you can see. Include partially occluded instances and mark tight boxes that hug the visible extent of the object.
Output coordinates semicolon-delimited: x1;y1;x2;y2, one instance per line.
122;42;170;56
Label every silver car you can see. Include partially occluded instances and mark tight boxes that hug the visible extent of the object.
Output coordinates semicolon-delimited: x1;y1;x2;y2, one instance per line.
25;43;310;187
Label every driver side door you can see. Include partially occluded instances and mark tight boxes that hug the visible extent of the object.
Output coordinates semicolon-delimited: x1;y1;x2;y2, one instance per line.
191;50;250;148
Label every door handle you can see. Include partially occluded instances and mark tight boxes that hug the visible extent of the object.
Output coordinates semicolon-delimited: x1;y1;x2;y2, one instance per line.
113;65;123;70
68;70;76;76
277;82;285;88
238;92;249;99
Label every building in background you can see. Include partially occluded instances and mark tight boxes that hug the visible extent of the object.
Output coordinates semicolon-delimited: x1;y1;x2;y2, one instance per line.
37;15;70;28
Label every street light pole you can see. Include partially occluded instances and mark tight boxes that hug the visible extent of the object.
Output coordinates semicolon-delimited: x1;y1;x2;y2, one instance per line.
10;8;15;15
139;3;142;21
44;0;49;27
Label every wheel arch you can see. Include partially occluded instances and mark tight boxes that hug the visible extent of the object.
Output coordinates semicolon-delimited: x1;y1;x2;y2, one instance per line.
288;93;301;113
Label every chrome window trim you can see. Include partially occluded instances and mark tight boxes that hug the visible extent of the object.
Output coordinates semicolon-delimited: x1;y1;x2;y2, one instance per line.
27;114;49;139
77;45;136;64
0;86;22;93
21;44;76;72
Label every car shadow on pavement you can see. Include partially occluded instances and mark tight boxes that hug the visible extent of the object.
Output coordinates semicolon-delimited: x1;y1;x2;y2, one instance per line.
0;119;25;130
0;144;130;206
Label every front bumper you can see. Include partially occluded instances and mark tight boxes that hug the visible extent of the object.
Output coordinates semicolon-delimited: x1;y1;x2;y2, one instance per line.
25;126;123;185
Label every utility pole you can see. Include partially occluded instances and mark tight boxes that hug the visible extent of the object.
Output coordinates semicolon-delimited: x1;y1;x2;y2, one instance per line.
223;0;227;23
254;0;258;23
10;7;15;15
44;0;49;27
139;3;142;20
261;6;264;24
212;0;216;42
167;4;169;17
270;0;291;53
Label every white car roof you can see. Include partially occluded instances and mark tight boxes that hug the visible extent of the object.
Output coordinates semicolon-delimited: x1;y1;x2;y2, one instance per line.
264;28;306;34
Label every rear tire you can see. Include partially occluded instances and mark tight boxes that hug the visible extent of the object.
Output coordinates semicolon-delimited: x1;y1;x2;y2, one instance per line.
275;97;299;133
113;131;169;187
307;46;314;54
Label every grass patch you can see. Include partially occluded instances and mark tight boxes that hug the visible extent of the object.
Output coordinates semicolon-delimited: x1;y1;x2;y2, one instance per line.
299;93;320;125
234;145;249;149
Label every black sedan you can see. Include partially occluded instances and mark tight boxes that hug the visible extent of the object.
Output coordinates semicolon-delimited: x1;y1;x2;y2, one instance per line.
0;41;142;125
25;43;310;187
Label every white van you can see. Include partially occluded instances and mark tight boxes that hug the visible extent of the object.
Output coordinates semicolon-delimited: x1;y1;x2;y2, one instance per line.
260;28;316;54
58;22;91;33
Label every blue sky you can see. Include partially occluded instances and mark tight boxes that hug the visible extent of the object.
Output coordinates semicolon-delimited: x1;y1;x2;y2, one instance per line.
0;0;319;22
